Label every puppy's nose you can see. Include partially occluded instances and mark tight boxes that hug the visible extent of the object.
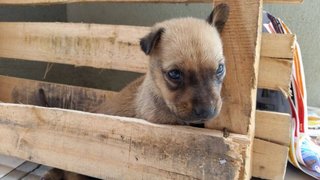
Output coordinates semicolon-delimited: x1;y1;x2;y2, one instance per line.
193;106;215;119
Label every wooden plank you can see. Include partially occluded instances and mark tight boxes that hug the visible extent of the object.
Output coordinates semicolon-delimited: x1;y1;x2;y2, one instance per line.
264;0;303;3
0;0;303;4
259;34;295;92
0;103;248;179
0;75;116;112
258;57;293;92
261;34;295;59
0;0;211;4
204;0;261;134
252;138;289;180
0;22;149;73
255;110;291;146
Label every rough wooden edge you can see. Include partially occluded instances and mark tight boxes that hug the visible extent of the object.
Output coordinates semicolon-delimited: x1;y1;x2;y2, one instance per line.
241;1;263;179
0;103;249;179
252;138;289;179
0;0;303;4
255;110;291;146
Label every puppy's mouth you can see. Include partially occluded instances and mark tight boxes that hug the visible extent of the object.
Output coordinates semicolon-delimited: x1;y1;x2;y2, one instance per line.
177;107;220;125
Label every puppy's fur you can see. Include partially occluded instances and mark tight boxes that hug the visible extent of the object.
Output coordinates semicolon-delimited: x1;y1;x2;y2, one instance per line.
42;4;229;180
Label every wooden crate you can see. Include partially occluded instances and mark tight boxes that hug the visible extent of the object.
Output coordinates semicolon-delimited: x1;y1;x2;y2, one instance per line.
0;0;301;179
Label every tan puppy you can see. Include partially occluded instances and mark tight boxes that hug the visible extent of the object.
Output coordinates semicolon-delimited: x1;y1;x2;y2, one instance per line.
42;3;229;180
96;3;229;125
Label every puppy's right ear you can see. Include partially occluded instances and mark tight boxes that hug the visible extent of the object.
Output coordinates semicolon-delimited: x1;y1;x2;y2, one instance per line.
207;3;230;33
140;28;165;55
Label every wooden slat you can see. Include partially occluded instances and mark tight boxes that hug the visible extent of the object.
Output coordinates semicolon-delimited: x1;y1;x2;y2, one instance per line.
261;34;295;59
0;22;294;92
0;75;116;112
258;57;293;91
0;103;249;179
204;0;261;134
252;139;289;180
0;76;250;179
258;34;295;92
0;22;149;73
255;110;291;146
264;0;303;3
0;0;303;4
0;0;210;4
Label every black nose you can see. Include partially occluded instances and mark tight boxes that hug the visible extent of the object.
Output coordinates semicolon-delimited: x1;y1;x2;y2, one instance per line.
193;106;215;119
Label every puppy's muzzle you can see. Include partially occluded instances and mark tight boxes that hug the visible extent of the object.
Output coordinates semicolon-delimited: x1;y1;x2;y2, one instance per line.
192;106;216;119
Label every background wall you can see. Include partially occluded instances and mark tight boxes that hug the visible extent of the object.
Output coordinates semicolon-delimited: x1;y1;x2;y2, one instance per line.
67;1;320;107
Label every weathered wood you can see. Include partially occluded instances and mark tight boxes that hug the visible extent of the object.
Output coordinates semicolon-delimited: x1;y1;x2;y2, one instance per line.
0;22;293;93
0;0;303;4
264;0;303;3
0;22;290;92
203;0;261;135
255;110;291;146
258;57;293;92
0;75;116;112
259;34;295;92
0;22;149;73
252;139;289;180
261;34;295;59
0;103;248;179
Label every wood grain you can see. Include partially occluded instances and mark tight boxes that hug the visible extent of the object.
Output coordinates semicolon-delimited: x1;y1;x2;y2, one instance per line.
259;34;295;92
258;57;293;92
0;75;116;112
261;34;295;59
0;103;248;179
0;22;149;73
0;0;303;4
255;110;291;146
264;0;303;3
252;139;289;180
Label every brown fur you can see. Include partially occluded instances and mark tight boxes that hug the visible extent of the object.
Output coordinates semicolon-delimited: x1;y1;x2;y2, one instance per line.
42;3;229;180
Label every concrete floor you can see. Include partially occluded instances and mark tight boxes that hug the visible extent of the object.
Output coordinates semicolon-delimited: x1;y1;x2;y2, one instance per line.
0;154;316;179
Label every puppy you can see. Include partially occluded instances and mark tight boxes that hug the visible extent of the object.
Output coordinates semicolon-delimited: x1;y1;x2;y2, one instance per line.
42;3;229;180
96;3;229;125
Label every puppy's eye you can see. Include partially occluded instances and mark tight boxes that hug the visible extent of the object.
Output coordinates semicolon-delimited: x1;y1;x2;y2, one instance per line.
167;69;183;81
216;64;225;76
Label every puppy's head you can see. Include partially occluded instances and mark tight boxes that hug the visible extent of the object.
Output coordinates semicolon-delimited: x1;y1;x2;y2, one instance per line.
140;4;229;124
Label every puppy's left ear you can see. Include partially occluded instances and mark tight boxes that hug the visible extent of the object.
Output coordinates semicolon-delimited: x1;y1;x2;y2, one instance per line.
140;28;165;55
207;3;230;33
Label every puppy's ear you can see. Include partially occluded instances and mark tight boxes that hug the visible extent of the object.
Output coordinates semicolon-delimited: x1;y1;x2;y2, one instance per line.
140;28;165;55
207;3;230;33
